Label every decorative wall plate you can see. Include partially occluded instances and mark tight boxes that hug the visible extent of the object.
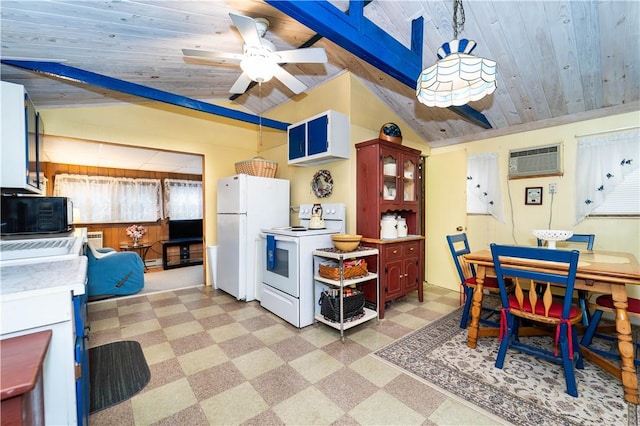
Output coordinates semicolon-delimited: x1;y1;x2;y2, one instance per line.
311;169;333;198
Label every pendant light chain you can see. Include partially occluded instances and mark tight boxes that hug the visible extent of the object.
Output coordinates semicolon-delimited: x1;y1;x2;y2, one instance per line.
258;82;263;147
453;0;465;39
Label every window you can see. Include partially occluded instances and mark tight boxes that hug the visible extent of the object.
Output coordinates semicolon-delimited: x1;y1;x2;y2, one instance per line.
575;128;639;223
53;174;162;223
164;179;203;219
591;168;640;215
467;152;505;222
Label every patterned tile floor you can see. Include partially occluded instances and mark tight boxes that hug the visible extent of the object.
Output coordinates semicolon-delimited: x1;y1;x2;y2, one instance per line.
88;284;503;425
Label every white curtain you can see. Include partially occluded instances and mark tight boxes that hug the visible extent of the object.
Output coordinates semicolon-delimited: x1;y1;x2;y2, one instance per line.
164;178;203;219
467;152;505;222
575;128;640;224
54;174;162;223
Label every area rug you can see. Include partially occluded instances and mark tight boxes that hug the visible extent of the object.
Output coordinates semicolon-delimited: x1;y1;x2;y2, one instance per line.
373;307;639;426
89;340;151;413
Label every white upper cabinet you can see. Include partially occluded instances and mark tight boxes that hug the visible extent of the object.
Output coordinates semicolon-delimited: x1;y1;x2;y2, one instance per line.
287;110;350;166
1;81;45;194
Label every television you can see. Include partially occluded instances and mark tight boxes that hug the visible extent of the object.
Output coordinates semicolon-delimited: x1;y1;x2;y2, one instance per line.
168;219;203;241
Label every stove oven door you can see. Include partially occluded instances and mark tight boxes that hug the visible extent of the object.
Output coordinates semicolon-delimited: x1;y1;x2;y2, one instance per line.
259;233;301;326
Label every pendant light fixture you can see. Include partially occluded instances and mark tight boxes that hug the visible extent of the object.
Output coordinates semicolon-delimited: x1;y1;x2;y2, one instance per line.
416;0;497;107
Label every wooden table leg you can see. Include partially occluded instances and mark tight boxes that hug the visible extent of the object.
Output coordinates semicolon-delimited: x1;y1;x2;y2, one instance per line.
467;265;485;349
611;285;639;405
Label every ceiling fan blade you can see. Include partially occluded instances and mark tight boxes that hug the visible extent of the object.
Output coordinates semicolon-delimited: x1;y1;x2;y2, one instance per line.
182;48;242;62
270;64;307;94
229;13;262;47
229;72;253;94
274;48;328;64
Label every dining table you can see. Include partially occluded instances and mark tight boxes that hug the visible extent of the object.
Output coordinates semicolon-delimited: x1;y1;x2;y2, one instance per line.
464;248;640;404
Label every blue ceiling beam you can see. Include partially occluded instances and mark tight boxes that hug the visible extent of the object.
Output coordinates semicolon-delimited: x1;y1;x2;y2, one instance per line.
267;0;422;89
1;60;290;131
266;0;492;129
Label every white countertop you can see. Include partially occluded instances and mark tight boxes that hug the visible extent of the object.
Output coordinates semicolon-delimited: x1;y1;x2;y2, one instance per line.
0;256;87;300
0;229;86;266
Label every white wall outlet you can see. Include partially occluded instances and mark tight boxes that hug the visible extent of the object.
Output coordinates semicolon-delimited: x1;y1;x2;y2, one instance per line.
549;183;557;194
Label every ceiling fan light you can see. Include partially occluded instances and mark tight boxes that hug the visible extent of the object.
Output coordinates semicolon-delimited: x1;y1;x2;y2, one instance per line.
240;56;274;83
416;40;497;108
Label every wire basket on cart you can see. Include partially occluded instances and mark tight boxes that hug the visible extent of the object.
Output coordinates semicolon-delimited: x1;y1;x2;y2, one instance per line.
319;289;366;322
234;157;278;178
318;259;368;280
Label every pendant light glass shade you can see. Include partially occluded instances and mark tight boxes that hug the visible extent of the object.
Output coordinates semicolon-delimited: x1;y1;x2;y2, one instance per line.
416;39;496;107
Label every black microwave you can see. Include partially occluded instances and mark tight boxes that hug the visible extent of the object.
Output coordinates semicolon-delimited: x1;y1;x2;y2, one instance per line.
1;196;73;235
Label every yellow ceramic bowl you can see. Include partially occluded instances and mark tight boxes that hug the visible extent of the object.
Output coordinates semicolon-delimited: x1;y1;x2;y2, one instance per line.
331;234;362;251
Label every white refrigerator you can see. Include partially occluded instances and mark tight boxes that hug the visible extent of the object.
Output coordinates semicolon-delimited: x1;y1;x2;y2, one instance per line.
216;174;290;301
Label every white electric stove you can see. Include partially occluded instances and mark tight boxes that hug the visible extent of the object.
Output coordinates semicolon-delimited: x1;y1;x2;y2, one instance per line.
259;203;346;327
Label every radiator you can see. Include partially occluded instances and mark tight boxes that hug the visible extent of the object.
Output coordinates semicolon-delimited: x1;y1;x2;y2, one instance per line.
86;231;103;249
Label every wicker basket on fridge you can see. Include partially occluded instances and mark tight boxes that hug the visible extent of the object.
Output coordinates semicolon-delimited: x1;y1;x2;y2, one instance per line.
234;157;278;178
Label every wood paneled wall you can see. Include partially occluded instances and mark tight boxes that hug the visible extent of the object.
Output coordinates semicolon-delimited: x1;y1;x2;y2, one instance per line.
43;162;201;258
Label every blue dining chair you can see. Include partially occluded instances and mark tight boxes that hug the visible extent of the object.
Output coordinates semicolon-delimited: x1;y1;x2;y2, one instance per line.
580;295;640;366
446;233;507;329
536;233;595;251
490;243;584;397
537;233;595;326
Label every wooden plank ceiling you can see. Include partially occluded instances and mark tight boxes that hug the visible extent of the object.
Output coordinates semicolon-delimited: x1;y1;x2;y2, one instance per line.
1;0;638;149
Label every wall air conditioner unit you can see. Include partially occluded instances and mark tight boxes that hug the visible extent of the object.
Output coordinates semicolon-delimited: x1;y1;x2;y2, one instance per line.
508;143;562;179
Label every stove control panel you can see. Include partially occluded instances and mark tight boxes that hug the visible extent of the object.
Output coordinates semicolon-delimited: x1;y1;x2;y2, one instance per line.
299;203;346;220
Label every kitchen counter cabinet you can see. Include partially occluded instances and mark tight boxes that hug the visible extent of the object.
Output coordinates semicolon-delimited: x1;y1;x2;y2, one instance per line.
1;256;88;425
1;330;52;426
361;236;424;319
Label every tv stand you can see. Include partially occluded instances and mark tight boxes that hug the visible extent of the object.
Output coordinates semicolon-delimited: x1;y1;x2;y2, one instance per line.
162;239;203;270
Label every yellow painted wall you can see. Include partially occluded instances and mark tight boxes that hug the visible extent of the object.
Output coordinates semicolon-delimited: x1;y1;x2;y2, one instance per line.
427;111;640;299
260;72;428;233
40;71;421;285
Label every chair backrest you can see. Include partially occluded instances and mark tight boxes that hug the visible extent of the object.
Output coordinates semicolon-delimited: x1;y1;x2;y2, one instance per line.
446;233;475;283
87;240;115;260
536;233;595;250
490;244;580;320
567;234;595;250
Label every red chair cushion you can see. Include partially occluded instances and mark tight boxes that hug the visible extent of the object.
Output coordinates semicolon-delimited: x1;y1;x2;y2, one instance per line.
464;276;500;289
595;295;640;314
508;294;580;319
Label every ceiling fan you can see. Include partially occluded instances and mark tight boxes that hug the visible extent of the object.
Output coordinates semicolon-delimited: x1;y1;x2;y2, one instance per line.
182;13;328;95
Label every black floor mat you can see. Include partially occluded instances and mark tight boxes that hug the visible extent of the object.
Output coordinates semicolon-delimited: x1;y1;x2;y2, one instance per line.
89;340;151;413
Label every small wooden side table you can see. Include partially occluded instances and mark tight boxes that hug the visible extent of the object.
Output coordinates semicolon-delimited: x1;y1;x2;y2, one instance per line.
1;329;52;426
120;243;152;271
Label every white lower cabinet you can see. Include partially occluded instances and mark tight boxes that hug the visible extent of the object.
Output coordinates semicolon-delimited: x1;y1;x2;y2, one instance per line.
312;247;379;341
